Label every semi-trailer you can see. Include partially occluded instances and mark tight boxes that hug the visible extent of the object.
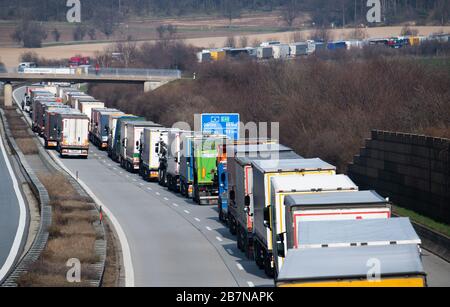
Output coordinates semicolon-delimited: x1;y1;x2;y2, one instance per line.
179;132;196;197
107;114;134;158
44;108;81;149
192;135;228;205
78;101;105;121
90;108;123;150
139;127;169;181
122;121;162;172
40;103;71;137
54;112;90;158
269;190;392;275
159;129;190;190
276;242;426;287
251;160;338;277
217;140;278;223
69;94;94;110
227;145;302;257
32;100;62;134
110;116;144;162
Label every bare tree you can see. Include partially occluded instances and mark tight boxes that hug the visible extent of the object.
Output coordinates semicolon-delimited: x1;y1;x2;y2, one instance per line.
239;36;249;48
310;27;333;42
281;0;300;27
224;35;237;48
115;41;137;68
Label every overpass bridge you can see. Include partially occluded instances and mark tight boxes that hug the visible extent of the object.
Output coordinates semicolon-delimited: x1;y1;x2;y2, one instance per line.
0;67;182;106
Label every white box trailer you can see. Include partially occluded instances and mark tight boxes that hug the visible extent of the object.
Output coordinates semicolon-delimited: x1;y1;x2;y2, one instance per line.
70;94;94;110
272;44;290;59
55;112;90;158
78;101;105;121
139;127;169;181
271;190;392;274
251;159;337;276
257;46;273;59
122;121;162;172
63;91;84;104
290;42;309;56
107;113;133;154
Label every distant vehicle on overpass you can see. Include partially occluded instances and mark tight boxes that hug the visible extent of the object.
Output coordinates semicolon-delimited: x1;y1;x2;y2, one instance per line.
17;62;37;72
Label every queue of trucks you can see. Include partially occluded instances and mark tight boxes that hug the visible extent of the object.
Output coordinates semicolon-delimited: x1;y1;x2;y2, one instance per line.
22;83;427;287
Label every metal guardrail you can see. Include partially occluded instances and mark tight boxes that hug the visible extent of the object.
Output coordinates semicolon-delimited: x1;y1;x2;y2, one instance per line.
6;67;182;79
0;109;52;287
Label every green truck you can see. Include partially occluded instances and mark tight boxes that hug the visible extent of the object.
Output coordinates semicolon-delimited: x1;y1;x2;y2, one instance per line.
192;136;227;205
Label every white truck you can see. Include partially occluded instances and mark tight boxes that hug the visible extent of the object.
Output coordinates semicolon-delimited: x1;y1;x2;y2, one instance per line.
270;189;392;275
272;44;290;59
164;129;191;191
55;112;90;158
139;127;169;181
228;144;300;255
122;121;162;172
251;160;338;277
78;101;105;121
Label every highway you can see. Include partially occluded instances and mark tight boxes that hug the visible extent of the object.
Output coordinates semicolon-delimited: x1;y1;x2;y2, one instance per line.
0;129;27;282
12;86;450;287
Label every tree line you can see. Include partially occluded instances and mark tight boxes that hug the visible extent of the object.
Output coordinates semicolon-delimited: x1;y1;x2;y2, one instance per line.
0;0;449;26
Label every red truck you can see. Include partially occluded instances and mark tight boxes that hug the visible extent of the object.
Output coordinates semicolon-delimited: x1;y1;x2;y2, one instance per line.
69;56;91;68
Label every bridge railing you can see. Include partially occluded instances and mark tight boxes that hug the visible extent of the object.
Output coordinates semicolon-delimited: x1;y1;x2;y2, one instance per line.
4;67;182;79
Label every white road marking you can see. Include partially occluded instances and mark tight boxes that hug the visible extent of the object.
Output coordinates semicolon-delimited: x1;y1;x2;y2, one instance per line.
216;236;223;242
132;179;137;182
184;210;190;214
0;135;27;282
227;249;234;255
236;263;244;271
108;164;112;167
139;183;144;186
164;197;169;201
126;175;129;178
113;168;117;171
147;187;152;191
172;203;179;207
247;281;255;288
155;192;160;196
206;226;212;231
194;218;201;222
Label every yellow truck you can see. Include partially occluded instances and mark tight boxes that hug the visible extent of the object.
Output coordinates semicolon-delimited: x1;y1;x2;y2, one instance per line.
210;50;226;61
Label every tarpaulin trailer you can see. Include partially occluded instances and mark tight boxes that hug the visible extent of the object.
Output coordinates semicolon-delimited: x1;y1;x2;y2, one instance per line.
41;103;71;137
55;112;90;158
276;243;426;287
122;121;162;172
90;108;123;150
257;46;273;59
139;127;169;181
44;108;80;149
271;190;392;274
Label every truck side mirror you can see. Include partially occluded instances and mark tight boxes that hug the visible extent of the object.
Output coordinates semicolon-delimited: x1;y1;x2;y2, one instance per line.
277;234;286;258
263;206;271;229
155;144;159;153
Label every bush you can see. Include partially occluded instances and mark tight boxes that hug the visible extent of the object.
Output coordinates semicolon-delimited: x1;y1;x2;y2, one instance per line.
90;56;450;172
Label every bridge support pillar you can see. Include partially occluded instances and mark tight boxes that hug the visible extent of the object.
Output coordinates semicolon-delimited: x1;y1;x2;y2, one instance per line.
3;82;12;107
144;81;168;93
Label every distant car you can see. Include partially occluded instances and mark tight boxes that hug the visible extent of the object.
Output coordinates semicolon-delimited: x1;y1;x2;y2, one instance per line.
18;62;37;73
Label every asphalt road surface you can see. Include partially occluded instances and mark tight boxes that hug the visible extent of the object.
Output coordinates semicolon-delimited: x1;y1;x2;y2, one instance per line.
13;86;450;287
0;134;25;282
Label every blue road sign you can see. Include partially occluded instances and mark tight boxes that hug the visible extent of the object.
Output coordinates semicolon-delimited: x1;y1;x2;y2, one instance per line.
200;113;240;141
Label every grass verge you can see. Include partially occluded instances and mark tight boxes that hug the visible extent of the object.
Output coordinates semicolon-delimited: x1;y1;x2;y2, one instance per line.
393;205;450;237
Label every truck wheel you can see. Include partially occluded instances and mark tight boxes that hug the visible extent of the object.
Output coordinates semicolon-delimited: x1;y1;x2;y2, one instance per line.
264;252;275;278
254;241;264;269
229;217;237;235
